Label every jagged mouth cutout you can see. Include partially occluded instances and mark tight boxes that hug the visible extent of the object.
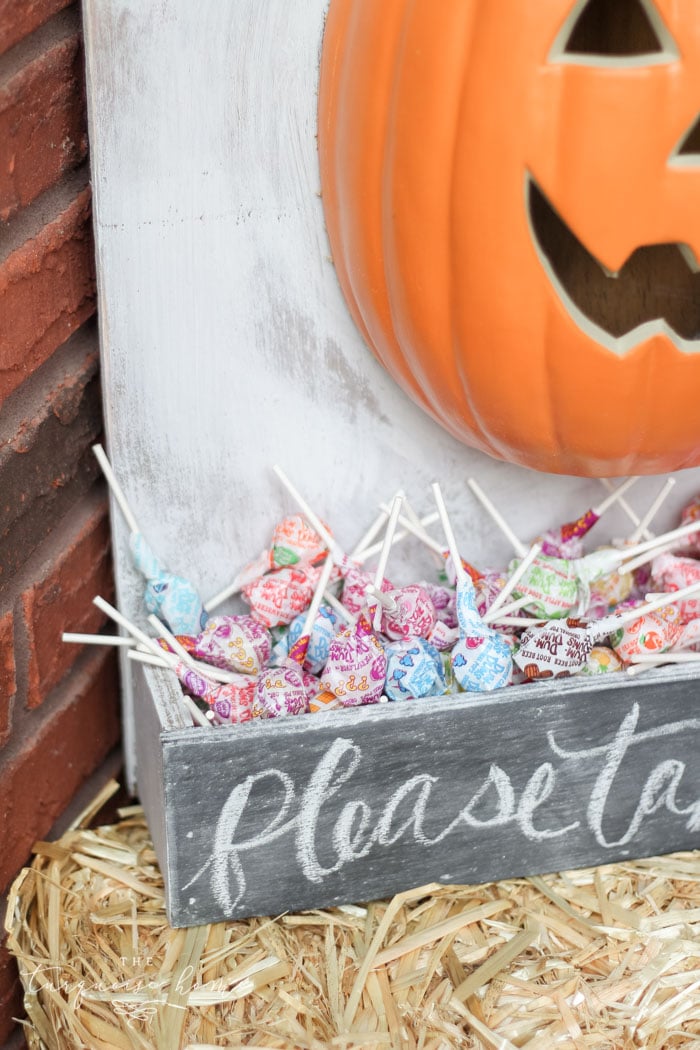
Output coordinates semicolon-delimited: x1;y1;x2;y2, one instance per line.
527;0;700;354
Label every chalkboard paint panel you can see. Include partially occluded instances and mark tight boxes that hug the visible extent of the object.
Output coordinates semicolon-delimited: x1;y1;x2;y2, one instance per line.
143;666;700;926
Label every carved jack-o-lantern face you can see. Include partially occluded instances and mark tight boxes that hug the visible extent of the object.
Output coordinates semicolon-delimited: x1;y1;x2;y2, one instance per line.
319;0;700;475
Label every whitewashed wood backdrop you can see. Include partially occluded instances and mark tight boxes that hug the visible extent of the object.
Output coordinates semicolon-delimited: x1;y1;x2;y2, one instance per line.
82;0;700;789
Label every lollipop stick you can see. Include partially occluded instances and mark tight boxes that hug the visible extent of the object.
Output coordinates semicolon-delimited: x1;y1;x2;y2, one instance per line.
301;554;336;637
365;583;398;613
629;478;676;544
272;465;343;561
357;511;439;562
431;483;466;584
628;652;700;664
62;632;135;647
93;595;174;665
600;479;653;541
600;580;700;633
323;588;355;625
128;649;170;669
486;543;543;617
379;502;445;556
371;495;404;629
350;500;394;559
591;476;640;517
92;444;140;535
182;696;215;728
483;595;537;624
467;478;527;558
617;519;700;567
615;541;677;577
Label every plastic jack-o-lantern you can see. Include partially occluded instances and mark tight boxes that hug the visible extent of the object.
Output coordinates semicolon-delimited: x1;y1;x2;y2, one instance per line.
318;0;700;476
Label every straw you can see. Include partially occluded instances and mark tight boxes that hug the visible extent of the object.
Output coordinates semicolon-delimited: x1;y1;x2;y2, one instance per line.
467;478;528;558
93;443;140;536
7;807;700;1050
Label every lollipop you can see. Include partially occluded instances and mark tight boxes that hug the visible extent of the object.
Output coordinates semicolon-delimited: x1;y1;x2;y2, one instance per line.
93;444;206;635
205;514;330;611
512;581;700;679
432;483;512;693
191;615;271;674
650;553;700;622
271;604;341;674
384;638;446;701
468;475;639;561
320;497;405;707
253;555;335;718
381;584;437;641
242;563;320;628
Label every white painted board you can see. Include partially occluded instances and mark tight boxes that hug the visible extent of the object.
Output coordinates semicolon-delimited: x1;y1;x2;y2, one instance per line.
82;0;700;790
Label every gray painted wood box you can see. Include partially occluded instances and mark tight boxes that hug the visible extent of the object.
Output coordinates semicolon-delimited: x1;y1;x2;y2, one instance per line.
83;0;700;928
135;660;700;927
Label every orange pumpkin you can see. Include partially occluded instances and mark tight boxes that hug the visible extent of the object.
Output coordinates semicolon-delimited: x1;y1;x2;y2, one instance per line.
318;0;700;476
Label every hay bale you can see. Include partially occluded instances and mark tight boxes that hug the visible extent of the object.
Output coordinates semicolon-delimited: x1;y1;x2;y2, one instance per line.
5;781;700;1048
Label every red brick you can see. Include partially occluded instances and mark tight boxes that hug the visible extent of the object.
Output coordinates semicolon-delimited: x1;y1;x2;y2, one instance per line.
0;646;120;893
0;0;73;56
0;33;87;220
22;496;113;708
0;186;95;408
0;610;15;746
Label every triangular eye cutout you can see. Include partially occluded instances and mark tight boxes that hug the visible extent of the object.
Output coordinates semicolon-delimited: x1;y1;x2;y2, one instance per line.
550;0;678;66
670;115;700;167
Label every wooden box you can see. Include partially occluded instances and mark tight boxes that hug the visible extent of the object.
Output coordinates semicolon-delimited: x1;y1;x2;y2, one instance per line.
83;0;700;926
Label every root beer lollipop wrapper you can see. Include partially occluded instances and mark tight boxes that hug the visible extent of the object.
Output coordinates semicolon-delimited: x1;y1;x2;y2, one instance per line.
514;619;596;680
384;638;446;701
192;615;271;674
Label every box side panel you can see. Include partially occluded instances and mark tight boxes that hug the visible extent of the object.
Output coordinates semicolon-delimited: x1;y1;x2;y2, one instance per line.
132;664;190;912
162;669;700;926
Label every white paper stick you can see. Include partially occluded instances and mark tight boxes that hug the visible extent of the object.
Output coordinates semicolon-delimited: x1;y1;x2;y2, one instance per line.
600;479;653;541
301;554;335;638
616;518;700;568
323;588;355;625
357;511;439;563
431;483;467;585
482;595;536;624
628;652;700;664
182;696;215;728
204;578;242;612
350;504;392;559
365;583;398;613
93;596;168;662
127;649;169;669
148;614;192;662
379;502;445;556
62;632;135;647
371;495;404;629
486;544;543;617
272;465;344;561
467;478;527;558
629;478;676;544
599;580;700;633
487;617;548;627
147;615;244;683
92;443;140;535
591;476;640;517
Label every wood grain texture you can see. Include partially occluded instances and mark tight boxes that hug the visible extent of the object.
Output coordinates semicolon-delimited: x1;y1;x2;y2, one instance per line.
82;0;700;792
154;664;700;926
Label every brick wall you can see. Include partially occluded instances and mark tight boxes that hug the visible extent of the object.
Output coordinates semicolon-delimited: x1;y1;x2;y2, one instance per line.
0;3;122;1044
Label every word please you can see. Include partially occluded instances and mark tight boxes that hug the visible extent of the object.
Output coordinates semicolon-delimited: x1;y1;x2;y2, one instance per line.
184;704;700;911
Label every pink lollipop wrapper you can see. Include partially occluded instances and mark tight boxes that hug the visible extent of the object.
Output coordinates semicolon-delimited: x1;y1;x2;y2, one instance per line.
252;664;308;718
651;553;700;623
676;496;700;554
209;679;255;724
427;619;460;652
242;565;315;628
192;615;271;674
474;571;508;618
608;607;684;661
382;585;436;641
420;582;458;629
341;564;395;615
321;614;387;707
676;617;700;651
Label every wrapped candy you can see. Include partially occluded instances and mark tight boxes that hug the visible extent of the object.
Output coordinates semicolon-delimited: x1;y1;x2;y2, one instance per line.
382;584;437;641
242;564;321;628
172;661;255;723
342;563;395;615
650;553;700;623
432;483;512;693
320;612;387;706
579;646;623;676
253;556;335;717
191;615;271;674
271;604;340;675
421;582;458;629
384;638;446;701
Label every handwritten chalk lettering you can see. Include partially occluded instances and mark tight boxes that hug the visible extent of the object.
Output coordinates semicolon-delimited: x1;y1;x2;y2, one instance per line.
189;704;700;911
